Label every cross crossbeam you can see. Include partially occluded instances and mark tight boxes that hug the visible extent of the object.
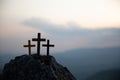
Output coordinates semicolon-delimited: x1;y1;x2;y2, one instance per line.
42;40;55;56
32;33;46;56
23;40;35;55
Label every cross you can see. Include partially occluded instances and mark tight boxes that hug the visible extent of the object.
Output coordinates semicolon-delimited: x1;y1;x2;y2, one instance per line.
32;33;46;56
42;40;55;56
23;40;35;55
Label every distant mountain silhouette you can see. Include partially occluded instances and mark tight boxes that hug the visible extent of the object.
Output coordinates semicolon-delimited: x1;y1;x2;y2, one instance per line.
1;54;76;80
54;47;120;80
86;69;120;80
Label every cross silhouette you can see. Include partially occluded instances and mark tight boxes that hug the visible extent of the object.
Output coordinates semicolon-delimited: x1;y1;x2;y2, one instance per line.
42;40;55;56
23;40;35;55
32;33;46;56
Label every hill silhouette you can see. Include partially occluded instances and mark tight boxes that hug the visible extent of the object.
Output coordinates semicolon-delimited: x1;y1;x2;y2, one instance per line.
1;54;76;80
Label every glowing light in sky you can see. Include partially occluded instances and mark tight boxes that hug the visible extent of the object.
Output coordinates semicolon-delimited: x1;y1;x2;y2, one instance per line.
1;0;120;28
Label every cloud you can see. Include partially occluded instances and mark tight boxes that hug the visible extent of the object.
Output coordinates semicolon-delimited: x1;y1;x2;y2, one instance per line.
22;18;93;38
22;18;120;52
0;17;120;54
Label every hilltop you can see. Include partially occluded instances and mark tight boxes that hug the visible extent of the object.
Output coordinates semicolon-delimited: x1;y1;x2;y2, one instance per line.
1;54;76;80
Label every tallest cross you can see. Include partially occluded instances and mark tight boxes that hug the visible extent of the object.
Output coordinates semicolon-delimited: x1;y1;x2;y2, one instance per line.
32;33;46;56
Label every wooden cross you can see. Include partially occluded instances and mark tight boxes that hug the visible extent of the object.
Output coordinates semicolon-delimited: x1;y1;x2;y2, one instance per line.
23;40;35;55
42;40;55;56
32;33;46;56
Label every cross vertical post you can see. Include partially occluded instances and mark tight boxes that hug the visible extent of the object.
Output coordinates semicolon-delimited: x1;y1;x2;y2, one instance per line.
23;40;35;55
42;40;55;56
32;33;46;56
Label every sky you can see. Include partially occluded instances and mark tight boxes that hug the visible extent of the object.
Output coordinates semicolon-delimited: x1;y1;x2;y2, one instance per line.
0;0;120;54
